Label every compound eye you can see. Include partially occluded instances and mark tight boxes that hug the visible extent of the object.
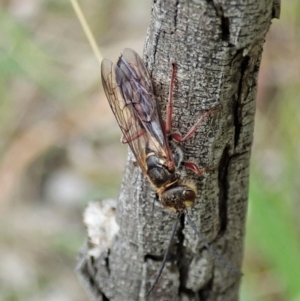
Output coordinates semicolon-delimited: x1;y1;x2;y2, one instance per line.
183;189;196;201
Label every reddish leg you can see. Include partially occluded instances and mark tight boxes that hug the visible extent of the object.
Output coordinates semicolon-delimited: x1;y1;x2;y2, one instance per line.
183;162;206;176
165;63;218;176
172;105;219;143
173;107;217;175
165;63;219;143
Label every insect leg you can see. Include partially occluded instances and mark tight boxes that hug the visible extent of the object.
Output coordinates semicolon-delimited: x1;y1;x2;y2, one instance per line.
183;162;206;176
171;105;219;142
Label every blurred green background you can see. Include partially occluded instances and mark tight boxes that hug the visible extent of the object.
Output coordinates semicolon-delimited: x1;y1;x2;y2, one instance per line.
0;1;299;301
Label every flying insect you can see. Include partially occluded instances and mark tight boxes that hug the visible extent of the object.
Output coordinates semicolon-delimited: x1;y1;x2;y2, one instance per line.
101;48;210;212
101;48;241;294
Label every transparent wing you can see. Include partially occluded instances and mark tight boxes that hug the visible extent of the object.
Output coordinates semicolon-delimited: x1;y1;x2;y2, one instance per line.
101;49;174;174
101;58;148;174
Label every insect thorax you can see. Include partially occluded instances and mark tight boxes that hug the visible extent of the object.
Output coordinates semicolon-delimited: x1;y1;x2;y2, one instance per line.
146;153;175;188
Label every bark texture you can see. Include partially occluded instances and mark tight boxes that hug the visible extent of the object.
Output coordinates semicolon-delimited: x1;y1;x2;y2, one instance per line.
77;1;280;300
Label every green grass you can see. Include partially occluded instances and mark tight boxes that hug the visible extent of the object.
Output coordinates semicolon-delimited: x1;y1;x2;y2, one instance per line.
241;81;300;300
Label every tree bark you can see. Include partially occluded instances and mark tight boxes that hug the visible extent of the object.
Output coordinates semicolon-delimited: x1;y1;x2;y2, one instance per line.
77;1;280;300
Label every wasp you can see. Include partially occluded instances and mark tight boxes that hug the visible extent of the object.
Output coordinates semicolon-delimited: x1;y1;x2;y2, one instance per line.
101;48;211;211
101;48;241;293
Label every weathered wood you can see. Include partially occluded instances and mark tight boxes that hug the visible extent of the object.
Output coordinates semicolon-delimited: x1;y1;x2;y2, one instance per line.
77;1;280;300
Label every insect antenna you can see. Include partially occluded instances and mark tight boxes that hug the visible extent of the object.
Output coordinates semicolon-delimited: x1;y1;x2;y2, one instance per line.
146;214;180;295
185;210;243;276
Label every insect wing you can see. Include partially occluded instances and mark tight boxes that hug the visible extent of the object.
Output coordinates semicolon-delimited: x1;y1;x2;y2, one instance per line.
117;48;174;171
101;49;175;174
118;48;153;108
101;58;151;175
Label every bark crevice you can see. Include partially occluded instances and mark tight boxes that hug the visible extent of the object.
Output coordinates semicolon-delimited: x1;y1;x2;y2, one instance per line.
234;52;250;148
177;214;187;293
198;277;214;301
217;145;230;236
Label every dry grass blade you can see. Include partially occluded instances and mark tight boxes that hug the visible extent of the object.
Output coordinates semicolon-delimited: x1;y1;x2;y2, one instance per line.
69;0;103;65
